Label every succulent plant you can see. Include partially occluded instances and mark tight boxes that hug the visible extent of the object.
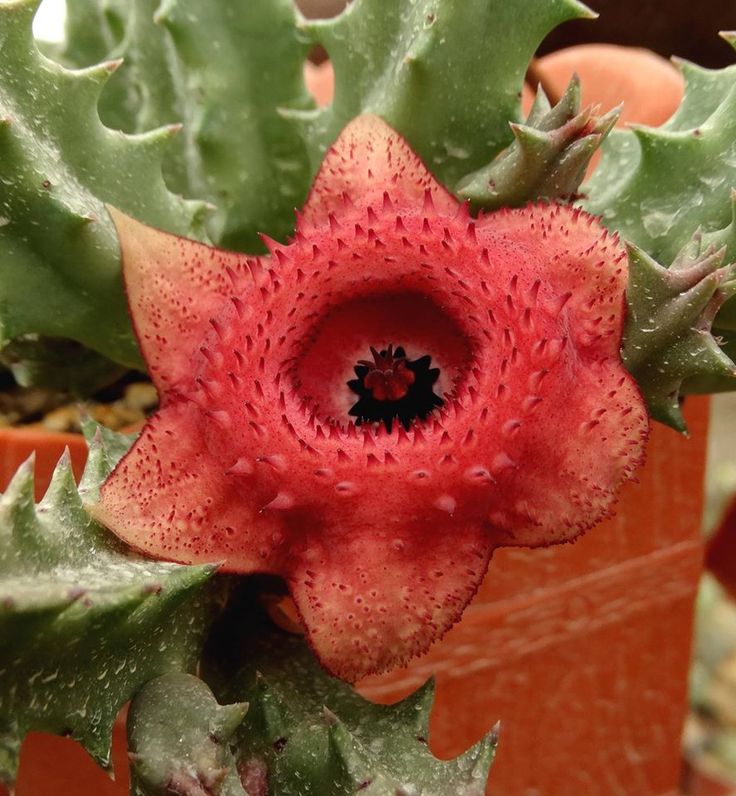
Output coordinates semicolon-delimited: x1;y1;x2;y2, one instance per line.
585;35;736;265
53;0;127;70
0;424;216;785
89;114;648;680
584;33;736;395
3;0;736;793
88;0;316;254
212;600;497;796
128;601;497;796
623;235;736;430
294;0;594;185
0;0;208;382
128;673;248;796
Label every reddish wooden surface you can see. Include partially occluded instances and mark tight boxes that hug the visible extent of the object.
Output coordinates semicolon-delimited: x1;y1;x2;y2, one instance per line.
360;397;710;795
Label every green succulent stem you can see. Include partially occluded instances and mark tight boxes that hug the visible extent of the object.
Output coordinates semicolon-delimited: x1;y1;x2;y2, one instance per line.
294;0;595;186
128;674;248;796
584;31;736;369
457;76;619;209
622;236;736;432
0;425;217;784
0;0;208;377
196;590;497;796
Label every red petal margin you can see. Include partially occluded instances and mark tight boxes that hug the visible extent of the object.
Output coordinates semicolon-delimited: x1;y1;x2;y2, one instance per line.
108;207;255;394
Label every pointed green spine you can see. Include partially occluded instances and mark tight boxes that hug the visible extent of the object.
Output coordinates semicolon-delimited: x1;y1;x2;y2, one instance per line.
0;425;217;785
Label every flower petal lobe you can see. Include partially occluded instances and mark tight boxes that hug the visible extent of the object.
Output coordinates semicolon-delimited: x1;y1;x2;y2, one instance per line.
301;115;457;227
109;208;254;392
289;524;493;680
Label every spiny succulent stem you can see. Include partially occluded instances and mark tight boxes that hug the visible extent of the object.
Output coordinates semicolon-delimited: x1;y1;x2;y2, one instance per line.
622;236;736;431
456;76;619;209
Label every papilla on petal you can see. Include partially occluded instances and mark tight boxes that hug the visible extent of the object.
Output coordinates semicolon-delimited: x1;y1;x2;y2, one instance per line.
89;115;649;681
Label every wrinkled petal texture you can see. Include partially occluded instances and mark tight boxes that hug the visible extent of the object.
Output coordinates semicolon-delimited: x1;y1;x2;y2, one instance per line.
93;115;648;680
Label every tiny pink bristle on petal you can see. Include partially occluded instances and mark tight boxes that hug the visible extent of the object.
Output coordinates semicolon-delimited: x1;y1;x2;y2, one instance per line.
97;116;648;681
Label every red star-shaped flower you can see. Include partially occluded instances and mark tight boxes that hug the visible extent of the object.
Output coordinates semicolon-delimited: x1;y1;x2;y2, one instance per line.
91;115;648;681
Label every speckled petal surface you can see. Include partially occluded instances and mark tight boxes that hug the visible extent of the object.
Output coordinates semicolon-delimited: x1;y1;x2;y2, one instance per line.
110;208;254;393
96;115;648;680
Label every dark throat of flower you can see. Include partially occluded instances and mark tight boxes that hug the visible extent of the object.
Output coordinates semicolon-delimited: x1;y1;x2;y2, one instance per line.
347;344;444;432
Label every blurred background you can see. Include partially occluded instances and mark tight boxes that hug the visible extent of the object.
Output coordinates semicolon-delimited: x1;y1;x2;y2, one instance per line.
298;0;736;66
35;0;736;66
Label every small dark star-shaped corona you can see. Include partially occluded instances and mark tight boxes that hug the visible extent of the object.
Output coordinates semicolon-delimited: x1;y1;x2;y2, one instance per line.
347;344;444;432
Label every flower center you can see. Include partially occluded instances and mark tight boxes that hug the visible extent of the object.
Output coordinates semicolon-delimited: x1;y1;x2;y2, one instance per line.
293;290;473;433
360;345;416;401
348;344;443;431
